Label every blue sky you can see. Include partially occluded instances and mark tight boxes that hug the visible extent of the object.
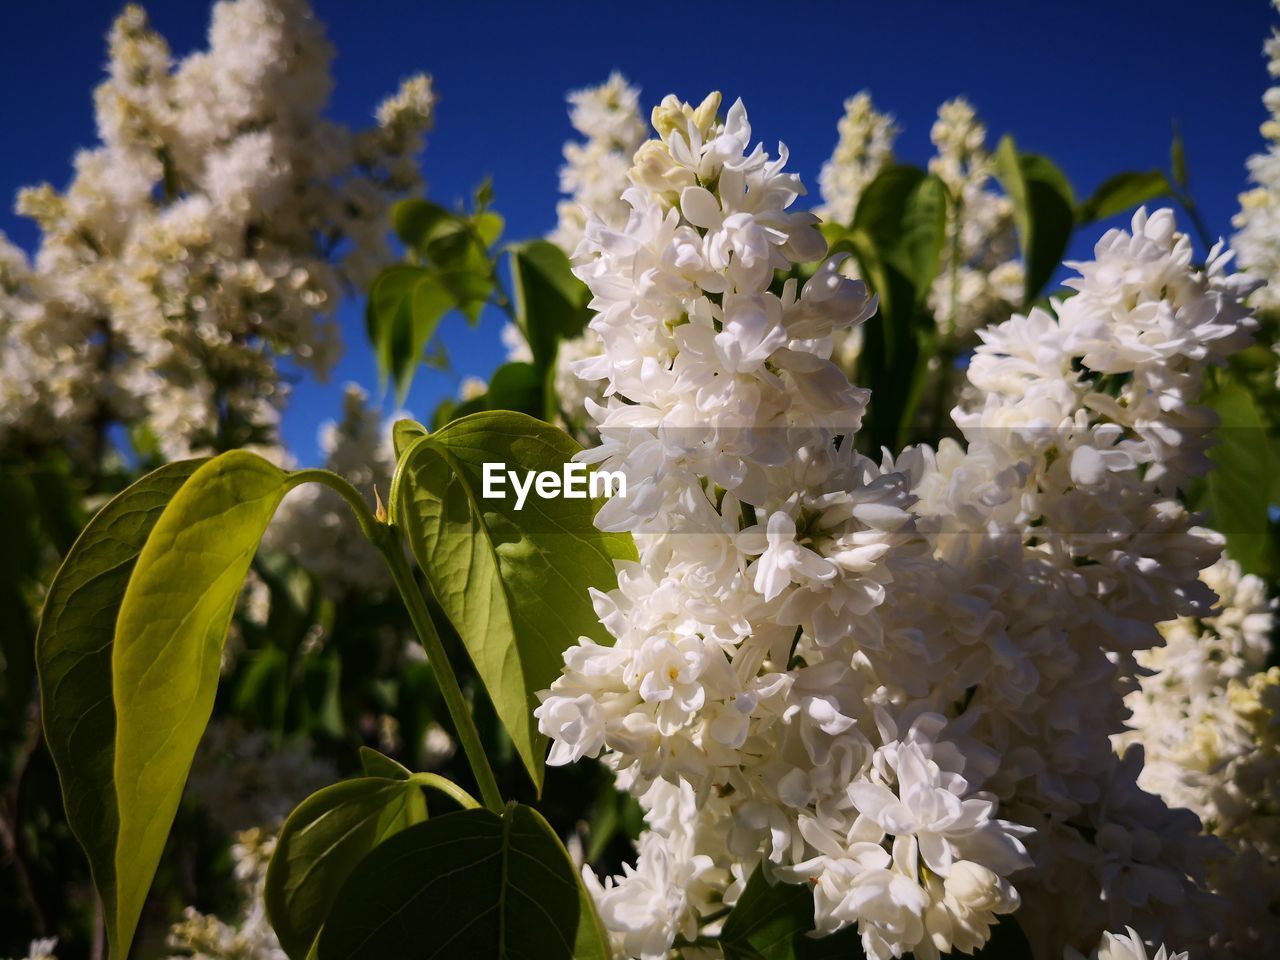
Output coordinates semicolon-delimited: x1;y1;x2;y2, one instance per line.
1;0;1275;464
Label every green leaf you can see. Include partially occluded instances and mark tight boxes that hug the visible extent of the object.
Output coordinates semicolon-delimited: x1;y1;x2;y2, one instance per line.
1171;123;1189;191
434;393;490;430
392;419;429;460
1204;379;1274;576
391;412;636;792
896;174;948;308
392;199;458;250
511;240;592;373
266;776;427;960
428;231;494;325
36;459;206;953
367;265;454;403
474;211;505;248
316;804;609;960
719;864;864;960
852;166;947;309
993;136;1076;307
37;455;372;958
358;746;415;780
845;165;947;451
109;452;304;955
486;361;546;419
1077;170;1173;224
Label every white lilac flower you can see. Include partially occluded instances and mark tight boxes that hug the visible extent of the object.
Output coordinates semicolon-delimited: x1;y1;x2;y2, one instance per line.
5;940;59;960
537;94;1041;960
539;100;1261;958
550;72;648;256
0;0;432;463
1233;0;1280;315
165;828;286;960
185;720;336;833
816;91;898;227
927;98;1023;340
1086;926;1189;960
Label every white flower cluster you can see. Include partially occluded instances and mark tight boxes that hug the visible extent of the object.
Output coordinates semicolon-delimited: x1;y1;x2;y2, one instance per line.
1118;557;1280;958
264;384;399;597
165;828;285;960
186;721;336;833
536;91;1263;960
3;940;58;960
0;0;432;463
506;73;650;432
927;98;1024;339
1066;927;1190;960
550;72;649;256
1233;0;1280;317
815;91;898;227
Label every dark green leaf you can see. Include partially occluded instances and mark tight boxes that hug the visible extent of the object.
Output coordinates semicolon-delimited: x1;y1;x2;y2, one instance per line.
358;746;415;780
390;412;636;792
266;776;427;960
511;240;592;373
1204;380;1274;576
1077;171;1173;224
486;361;545;419
993;137;1076;306
720;865;864;960
316;804;610;960
1171;124;1189;191
896;174;948;309
845;165;947;451
367;265;454;403
392;199;458;250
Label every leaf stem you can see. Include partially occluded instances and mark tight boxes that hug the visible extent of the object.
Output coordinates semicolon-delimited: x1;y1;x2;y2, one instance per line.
1176;192;1215;255
378;530;505;813
297;467;505;812
410;772;481;811
290;468;383;542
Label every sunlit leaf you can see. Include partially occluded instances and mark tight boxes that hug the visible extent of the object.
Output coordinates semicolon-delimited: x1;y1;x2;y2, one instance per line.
36;459;205;957
391;412;635;791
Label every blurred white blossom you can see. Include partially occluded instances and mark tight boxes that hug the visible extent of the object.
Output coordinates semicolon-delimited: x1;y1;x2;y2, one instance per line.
1233;0;1280;315
927;98;1023;339
186;721;335;833
166;828;285;960
0;0;432;463
264;384;399;597
815;91;898;226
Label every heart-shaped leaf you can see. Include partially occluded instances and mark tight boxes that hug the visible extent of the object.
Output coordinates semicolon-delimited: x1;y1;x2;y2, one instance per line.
316;804;609;959
390;412;635;792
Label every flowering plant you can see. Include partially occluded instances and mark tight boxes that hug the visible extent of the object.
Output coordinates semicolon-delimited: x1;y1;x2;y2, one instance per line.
5;3;1280;960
